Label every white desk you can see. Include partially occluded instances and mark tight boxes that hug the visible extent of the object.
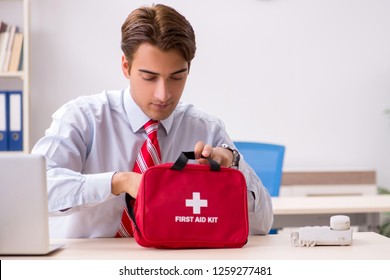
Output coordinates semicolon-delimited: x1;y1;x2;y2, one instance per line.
1;232;390;260
272;195;390;231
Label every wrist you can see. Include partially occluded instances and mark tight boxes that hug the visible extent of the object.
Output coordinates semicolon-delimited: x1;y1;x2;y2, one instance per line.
111;172;125;196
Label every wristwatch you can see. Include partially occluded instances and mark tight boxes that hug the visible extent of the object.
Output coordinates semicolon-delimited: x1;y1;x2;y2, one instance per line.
218;144;240;168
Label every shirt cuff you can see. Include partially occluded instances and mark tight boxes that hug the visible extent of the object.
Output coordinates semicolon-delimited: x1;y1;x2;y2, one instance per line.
84;172;117;203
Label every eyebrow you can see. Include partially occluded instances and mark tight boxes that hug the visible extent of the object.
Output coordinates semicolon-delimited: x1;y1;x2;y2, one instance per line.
138;68;188;76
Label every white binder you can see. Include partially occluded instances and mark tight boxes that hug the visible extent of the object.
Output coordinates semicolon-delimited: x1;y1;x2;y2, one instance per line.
7;91;23;151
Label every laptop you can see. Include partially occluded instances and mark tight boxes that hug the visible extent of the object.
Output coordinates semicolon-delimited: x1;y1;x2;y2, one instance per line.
0;154;63;255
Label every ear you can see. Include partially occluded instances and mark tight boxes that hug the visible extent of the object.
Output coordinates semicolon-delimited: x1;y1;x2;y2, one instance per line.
121;55;130;79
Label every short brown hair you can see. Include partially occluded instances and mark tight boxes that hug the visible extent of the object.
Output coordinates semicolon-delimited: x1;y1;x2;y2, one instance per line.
121;4;196;66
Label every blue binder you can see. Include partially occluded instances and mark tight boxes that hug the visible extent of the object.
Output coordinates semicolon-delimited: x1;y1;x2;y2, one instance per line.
0;91;8;151
7;91;23;151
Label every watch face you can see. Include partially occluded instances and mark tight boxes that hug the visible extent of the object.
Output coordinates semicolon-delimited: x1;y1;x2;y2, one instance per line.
221;144;229;149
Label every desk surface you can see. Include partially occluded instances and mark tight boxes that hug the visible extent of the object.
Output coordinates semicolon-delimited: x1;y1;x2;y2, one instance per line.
2;232;390;260
272;195;390;215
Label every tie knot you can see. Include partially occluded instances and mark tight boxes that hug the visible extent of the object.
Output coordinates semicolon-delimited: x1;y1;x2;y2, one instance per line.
144;120;159;136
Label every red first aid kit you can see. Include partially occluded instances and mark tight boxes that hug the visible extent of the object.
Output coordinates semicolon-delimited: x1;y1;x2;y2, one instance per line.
128;152;249;249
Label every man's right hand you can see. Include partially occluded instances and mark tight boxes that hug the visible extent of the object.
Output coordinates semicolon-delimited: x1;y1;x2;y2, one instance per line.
111;172;142;198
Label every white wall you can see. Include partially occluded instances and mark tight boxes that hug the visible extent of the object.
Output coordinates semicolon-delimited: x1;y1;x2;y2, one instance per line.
27;0;390;188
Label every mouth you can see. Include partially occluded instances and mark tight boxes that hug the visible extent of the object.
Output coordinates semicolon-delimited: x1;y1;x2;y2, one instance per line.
152;103;171;111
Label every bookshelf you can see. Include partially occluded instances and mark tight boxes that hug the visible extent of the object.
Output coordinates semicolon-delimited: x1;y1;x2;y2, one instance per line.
0;0;30;153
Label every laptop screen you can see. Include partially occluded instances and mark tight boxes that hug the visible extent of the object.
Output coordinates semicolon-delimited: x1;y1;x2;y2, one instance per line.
0;154;61;255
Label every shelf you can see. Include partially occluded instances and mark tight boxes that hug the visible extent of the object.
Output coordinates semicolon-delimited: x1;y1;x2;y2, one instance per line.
0;71;24;78
0;0;29;153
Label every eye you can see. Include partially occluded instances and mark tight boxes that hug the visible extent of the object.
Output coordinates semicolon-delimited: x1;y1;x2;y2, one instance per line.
142;74;157;81
171;73;186;81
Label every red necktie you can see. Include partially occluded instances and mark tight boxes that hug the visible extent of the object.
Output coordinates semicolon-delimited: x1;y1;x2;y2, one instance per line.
115;120;161;237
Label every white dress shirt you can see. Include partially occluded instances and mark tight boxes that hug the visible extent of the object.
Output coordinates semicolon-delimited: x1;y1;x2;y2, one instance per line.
32;88;273;238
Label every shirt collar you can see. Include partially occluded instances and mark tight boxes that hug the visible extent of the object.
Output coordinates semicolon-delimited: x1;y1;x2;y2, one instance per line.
123;87;174;134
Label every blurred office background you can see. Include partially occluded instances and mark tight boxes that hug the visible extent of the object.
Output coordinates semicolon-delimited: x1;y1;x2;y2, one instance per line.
5;0;390;189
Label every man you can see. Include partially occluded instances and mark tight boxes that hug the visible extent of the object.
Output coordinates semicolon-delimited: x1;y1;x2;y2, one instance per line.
32;4;273;238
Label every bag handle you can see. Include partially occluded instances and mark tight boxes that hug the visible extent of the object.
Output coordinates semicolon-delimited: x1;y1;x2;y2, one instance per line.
171;151;220;171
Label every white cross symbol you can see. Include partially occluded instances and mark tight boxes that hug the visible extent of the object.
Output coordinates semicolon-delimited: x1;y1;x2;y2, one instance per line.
185;192;208;214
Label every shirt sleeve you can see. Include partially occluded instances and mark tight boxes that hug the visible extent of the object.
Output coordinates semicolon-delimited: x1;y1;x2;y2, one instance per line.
31;99;116;215
238;159;274;235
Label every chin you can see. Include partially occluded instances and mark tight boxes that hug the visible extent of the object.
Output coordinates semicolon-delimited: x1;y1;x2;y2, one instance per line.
146;103;176;120
148;111;172;121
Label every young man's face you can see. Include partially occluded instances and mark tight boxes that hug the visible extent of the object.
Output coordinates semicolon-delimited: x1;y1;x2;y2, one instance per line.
122;43;189;121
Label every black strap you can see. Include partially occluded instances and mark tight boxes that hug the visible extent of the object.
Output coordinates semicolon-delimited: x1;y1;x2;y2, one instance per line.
171;151;220;171
125;193;140;233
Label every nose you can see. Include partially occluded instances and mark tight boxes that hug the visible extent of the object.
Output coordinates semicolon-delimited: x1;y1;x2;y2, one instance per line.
154;80;171;102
